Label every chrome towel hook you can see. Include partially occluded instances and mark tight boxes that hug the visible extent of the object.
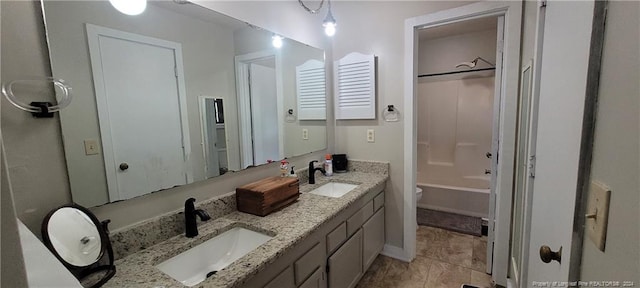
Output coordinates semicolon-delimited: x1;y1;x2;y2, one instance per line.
1;77;73;118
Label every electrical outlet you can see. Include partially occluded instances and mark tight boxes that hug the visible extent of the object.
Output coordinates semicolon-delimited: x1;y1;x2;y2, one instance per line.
302;129;309;140
367;129;375;143
84;139;100;155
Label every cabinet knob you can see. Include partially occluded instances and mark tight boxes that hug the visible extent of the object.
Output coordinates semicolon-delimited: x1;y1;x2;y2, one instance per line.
119;163;129;171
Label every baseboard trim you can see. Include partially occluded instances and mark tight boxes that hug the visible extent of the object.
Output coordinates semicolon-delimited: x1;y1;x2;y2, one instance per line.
381;244;412;262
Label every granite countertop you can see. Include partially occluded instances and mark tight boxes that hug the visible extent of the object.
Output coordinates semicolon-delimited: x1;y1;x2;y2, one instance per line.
104;170;388;288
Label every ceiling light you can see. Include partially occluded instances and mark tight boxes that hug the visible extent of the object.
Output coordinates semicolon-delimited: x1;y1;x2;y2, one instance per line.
322;2;336;36
109;0;147;16
272;35;284;48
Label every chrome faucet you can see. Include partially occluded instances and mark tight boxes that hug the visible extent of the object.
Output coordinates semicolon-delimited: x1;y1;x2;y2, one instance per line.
184;198;211;238
308;160;326;184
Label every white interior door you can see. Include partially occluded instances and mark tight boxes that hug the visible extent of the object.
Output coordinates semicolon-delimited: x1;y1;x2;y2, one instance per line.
527;0;595;281
249;63;279;164
486;15;505;275
87;25;189;201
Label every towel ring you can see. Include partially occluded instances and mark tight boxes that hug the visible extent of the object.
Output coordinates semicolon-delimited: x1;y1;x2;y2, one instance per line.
1;77;73;117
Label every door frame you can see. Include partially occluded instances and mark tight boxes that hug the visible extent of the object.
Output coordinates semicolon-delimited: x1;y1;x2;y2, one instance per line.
403;2;522;286
198;96;224;178
234;50;284;168
86;24;191;201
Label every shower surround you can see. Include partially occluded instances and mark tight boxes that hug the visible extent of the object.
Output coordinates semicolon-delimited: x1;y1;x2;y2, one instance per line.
417;76;494;218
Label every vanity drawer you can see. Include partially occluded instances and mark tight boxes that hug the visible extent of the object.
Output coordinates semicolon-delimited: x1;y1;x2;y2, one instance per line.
294;243;323;285
299;268;322;288
373;192;384;211
265;266;295;288
326;222;347;254
347;201;374;237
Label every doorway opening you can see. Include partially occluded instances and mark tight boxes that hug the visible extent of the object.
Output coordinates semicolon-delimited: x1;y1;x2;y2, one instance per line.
415;15;501;276
404;2;522;286
235;51;284;168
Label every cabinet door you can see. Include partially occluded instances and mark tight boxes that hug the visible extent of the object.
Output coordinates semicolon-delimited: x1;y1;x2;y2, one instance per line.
299;268;323;288
294;243;323;285
362;207;385;271
265;266;295;288
328;229;362;288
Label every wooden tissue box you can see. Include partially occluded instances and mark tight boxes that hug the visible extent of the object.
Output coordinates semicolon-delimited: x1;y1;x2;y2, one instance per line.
236;177;300;216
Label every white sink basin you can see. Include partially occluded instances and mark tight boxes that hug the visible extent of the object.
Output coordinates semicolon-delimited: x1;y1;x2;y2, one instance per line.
156;227;272;287
309;182;358;198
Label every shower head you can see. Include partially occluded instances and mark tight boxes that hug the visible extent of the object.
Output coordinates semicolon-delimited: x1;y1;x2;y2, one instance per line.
456;61;477;68
455;57;495;69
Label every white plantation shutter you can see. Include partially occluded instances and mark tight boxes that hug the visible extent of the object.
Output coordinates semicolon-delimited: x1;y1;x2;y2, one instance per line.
334;52;376;120
296;59;327;120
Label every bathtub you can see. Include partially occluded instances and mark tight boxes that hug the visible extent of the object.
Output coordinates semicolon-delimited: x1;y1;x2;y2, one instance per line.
417;174;490;218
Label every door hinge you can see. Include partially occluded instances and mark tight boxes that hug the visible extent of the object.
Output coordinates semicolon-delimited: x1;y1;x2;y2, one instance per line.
325;264;330;274
528;154;536;178
540;0;547;7
174;66;178;77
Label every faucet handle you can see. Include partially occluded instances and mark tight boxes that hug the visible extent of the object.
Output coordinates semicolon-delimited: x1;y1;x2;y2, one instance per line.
195;209;211;221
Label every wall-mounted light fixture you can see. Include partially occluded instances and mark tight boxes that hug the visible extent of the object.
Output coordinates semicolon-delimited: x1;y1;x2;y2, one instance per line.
109;0;147;16
298;0;337;37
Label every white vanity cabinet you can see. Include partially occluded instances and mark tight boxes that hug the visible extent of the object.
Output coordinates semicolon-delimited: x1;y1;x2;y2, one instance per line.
327;193;385;288
246;189;385;288
327;229;363;288
362;208;385;270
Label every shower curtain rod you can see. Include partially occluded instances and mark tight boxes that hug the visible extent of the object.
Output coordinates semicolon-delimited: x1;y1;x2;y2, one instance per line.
417;67;495;78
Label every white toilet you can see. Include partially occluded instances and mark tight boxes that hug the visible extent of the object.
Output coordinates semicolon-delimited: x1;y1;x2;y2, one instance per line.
416;187;423;229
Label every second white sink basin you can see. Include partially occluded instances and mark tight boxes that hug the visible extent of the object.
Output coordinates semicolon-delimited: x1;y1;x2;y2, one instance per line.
309;182;358;198
156;227;272;287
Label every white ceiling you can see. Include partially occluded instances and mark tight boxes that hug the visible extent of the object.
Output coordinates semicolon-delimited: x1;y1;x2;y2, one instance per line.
419;17;498;41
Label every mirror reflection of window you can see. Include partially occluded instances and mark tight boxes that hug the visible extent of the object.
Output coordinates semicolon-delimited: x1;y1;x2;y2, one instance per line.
214;98;224;124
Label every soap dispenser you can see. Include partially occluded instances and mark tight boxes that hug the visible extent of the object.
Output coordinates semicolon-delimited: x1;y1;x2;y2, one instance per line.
289;166;297;178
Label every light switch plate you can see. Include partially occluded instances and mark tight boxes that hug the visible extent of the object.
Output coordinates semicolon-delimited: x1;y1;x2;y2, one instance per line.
84;139;100;155
367;129;375;143
302;129;309;140
586;181;611;251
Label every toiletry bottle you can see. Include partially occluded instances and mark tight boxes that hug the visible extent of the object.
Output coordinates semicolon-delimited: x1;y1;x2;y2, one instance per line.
289;166;297;178
324;154;333;176
280;160;288;177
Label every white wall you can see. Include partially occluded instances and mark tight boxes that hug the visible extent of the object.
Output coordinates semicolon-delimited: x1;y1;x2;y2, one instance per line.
331;0;472;249
0;0;72;238
1;0;330;235
579;0;639;282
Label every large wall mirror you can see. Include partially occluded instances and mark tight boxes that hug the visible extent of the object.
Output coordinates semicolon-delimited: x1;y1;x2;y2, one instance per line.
42;1;327;207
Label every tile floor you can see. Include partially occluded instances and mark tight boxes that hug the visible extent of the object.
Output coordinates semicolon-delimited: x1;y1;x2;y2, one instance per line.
357;225;493;288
